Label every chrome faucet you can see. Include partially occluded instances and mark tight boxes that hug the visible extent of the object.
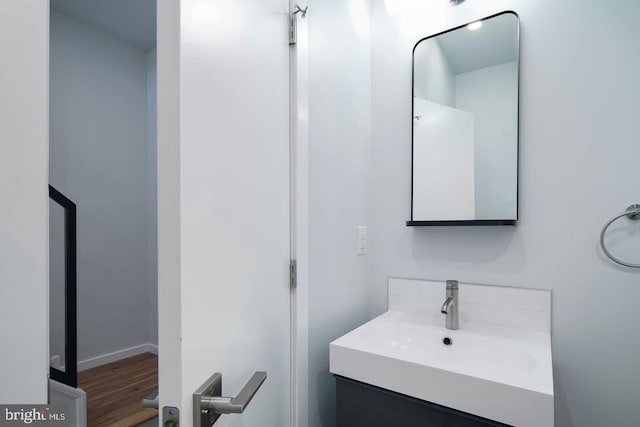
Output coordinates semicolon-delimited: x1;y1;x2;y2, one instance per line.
440;280;459;330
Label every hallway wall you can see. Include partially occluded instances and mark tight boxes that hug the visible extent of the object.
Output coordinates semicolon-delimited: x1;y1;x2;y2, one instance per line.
49;11;157;366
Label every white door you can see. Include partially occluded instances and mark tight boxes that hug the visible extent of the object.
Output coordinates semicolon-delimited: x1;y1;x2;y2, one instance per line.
157;0;292;426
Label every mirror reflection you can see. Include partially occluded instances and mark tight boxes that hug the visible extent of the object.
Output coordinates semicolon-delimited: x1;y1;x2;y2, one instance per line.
410;12;519;225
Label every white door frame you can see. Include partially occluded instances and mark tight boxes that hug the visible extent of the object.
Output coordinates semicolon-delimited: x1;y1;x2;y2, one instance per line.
289;1;310;425
156;0;182;409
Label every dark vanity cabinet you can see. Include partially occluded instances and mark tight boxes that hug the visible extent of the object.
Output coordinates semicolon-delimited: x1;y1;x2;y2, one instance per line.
335;376;510;427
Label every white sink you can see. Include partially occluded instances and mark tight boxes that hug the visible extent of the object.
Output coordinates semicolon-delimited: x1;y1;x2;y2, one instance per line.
330;298;554;427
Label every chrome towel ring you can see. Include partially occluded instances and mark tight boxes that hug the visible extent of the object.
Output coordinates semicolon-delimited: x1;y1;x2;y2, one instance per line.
599;204;640;268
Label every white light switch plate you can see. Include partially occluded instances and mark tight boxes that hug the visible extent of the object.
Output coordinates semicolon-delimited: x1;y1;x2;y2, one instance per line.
357;226;367;255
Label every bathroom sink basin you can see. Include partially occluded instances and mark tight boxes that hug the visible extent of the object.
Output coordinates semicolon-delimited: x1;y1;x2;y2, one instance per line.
330;310;553;427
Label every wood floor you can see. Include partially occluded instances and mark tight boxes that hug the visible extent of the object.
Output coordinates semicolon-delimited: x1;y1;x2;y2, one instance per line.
78;352;158;427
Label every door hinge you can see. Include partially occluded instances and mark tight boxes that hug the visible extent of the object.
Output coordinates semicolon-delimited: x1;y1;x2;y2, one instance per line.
289;4;308;45
289;15;296;45
289;260;297;289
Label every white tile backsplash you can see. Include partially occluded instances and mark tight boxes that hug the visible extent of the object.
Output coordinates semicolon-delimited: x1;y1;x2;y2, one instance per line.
388;278;551;333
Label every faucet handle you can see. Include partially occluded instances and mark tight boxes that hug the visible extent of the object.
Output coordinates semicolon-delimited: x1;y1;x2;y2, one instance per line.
446;280;459;289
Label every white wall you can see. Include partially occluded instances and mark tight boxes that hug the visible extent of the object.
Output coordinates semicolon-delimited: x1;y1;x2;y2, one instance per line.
307;0;372;425
49;11;156;363
370;1;640;426
413;38;455;106
0;0;50;403
455;61;517;219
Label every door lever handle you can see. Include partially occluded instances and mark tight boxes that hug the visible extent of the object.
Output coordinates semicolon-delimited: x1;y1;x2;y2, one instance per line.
202;371;266;414
193;371;267;427
141;389;159;409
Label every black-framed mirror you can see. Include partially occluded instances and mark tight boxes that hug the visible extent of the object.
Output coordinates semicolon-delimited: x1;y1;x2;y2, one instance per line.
407;11;520;226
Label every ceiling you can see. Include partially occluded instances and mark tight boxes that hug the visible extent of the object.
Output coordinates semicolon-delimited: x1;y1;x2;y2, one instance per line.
51;0;156;51
434;13;518;74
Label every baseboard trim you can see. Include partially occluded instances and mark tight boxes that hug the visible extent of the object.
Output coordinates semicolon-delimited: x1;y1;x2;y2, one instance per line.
49;379;87;427
78;343;158;372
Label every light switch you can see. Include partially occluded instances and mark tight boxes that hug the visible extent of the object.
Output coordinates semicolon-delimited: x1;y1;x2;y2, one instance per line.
357;226;367;255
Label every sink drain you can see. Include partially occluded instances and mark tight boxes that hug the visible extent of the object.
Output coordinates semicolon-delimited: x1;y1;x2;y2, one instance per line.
442;336;453;346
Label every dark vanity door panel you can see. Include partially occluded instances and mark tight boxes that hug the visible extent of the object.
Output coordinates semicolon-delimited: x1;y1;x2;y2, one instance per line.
336;376;510;427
